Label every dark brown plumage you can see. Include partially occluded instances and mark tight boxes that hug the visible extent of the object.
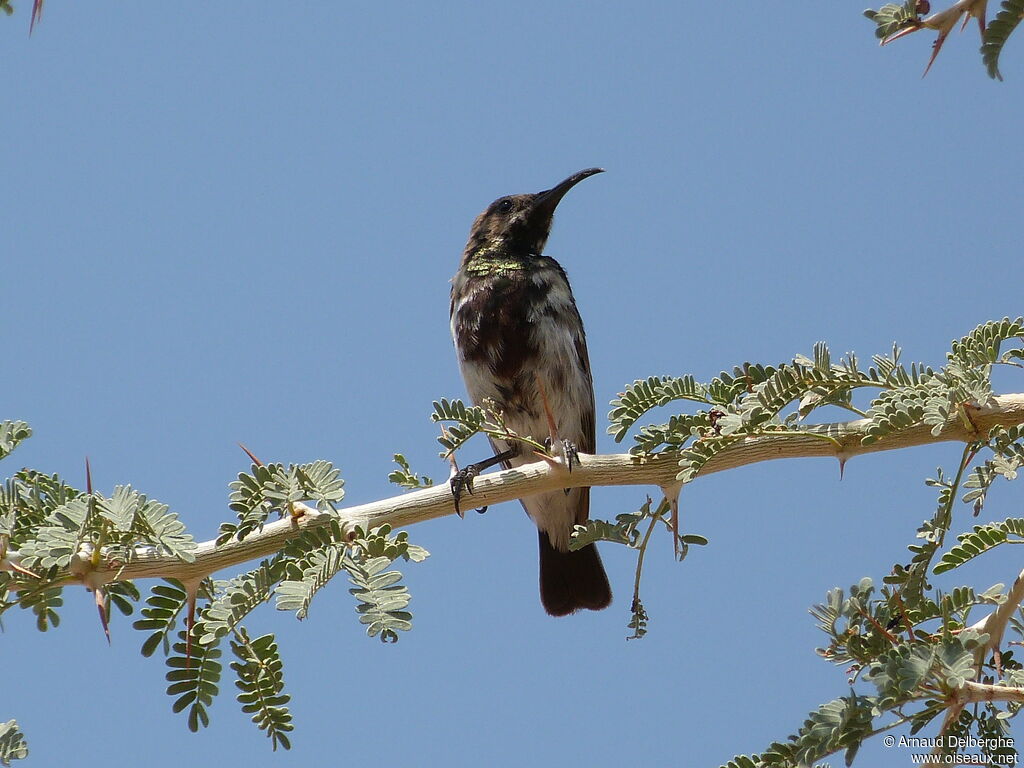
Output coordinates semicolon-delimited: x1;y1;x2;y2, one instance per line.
450;169;611;616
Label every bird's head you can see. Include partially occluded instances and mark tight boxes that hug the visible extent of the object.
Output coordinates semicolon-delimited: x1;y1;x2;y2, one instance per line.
462;168;604;262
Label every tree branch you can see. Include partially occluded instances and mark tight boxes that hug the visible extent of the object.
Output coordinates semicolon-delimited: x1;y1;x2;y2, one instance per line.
20;393;1024;589
956;679;1024;705
969;565;1024;669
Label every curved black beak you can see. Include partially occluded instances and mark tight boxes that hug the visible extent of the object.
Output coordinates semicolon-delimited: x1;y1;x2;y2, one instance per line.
534;167;604;215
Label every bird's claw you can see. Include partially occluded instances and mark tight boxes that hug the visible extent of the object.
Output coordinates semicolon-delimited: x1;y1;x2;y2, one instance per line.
450;465;480;518
544;437;580;472
563;439;580;472
542;437;579;495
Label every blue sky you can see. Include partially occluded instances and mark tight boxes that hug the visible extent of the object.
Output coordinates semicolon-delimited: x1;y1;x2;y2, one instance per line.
4;3;1023;766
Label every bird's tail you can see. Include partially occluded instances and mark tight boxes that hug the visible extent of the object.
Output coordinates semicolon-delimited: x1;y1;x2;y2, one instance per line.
538;531;612;616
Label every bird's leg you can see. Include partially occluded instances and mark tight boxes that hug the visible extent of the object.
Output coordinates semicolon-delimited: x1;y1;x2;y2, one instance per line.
536;376;577;499
532;374;581;475
450;443;520;517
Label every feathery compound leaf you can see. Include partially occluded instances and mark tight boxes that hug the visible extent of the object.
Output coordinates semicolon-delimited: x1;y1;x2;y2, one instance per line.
936;637;981;689
1;470;81;542
9;578;63;631
706;363;777;407
628;597;648;640
949;317;1024;368
658;374;710;404
962;425;1024;514
571;512;643;548
0;421;31;461
194;560;280;647
431;398;487;455
16;483;195;571
610;365;783;448
937;585;987;617
789;694;875;766
868;344;933;387
94;485;139;531
887;447;980;605
105;580;140;618
133;580;189;658
166;633;222;732
388;453;434;489
629;412;710;455
677;436;741;484
225;466;276;541
17;515;82;570
277;523;426;624
861;379;948;445
864;323;1024;444
15;490;93;571
717;757;763;768
984;3;1024;80
347;555;412;643
223;461;345;543
353;523;429;562
607;376;675;441
0;720;28;765
281;517;349;559
230;630;293;751
608;375;712;442
131;493;197;562
864;1;920;39
294;460;345;513
739;363;824;428
275;544;344;620
934;519;1024;574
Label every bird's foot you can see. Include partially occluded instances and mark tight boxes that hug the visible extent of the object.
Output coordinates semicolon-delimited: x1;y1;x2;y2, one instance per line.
450;465;478;518
543;436;580;472
450;465;488;517
449;445;518;516
540;437;580;496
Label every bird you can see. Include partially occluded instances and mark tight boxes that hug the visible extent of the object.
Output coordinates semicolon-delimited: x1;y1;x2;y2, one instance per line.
449;167;612;616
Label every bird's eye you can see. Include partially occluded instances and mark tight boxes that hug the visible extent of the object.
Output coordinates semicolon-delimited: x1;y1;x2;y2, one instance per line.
496;199;514;214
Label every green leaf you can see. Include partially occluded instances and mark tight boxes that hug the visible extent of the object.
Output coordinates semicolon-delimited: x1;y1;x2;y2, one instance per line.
934;518;1024;574
95;485;139;531
347;555;412;642
431;398;487;455
863;2;920;40
677;436;741;484
962;425;1024;514
608;374;718;443
132;492;197;562
571;512;643;548
388;453;434;490
105;580;140;617
949;316;1024;376
294;460;345;513
0;719;28;765
275;544;344;620
793;694;875;766
627;597;648;640
194;561;280;647
706;364;777;407
862;380;945;445
230;629;293;751
607;376;677;442
629;412;709;455
224;461;345;542
133;580;189;657
935;638;977;689
166;633;222;732
0;421;31;461
978;4;1019;82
